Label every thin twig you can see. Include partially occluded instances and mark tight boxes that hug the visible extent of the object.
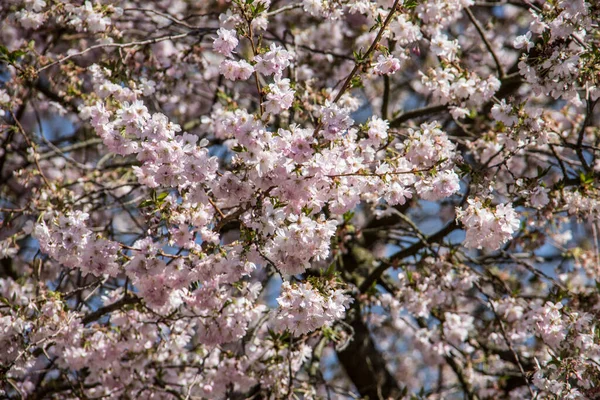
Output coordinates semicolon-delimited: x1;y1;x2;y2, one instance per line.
389;104;447;128
122;8;201;29
333;0;401;104
265;3;302;17
9;111;55;192
483;286;535;398
37;30;212;73
465;7;505;78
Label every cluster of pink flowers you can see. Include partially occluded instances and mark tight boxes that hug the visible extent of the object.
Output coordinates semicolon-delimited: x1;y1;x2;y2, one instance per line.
263;215;338;275
220;59;254;81
65;1;114;33
254;43;294;78
185;280;266;346
421;65;501;107
1;0;600;398
373;54;403;75
84;65;219;197
14;0;47;29
275;281;353;336
457;198;520;250
34;211;120;277
515;0;597;103
213;28;238;56
417;0;474;29
264;78;295;115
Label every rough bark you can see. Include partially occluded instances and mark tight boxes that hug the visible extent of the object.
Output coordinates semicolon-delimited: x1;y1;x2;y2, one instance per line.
337;303;404;400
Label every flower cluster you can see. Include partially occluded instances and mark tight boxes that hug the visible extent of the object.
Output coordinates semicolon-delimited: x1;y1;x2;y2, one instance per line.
421;64;500;107
2;0;600;398
515;0;598;103
457;198;520;250
34;211;120;277
65;1;114;33
274;281;353;336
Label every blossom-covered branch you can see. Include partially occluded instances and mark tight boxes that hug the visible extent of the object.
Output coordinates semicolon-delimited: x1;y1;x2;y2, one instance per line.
1;0;599;399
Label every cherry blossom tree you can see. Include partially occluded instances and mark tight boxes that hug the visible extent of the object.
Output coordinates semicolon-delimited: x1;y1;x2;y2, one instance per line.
0;0;599;398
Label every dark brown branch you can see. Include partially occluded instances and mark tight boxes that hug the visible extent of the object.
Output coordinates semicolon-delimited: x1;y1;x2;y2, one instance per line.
32;77;79;114
382;75;391;120
359;220;459;293
389;104;447;128
81;295;140;325
337;303;404;400
332;0;401;104
464;7;505;78
575;99;597;172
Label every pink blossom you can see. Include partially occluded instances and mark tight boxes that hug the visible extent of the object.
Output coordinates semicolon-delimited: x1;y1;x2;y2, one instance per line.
213;28;239;56
373;54;402;75
220;59;254;81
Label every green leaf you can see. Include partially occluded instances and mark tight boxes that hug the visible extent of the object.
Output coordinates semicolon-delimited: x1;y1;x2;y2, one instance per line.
138;199;153;208
325;261;336;277
156;191;169;203
0;296;11;307
353;50;364;62
579;171;595;185
343;211;355;223
406;269;413;284
302;205;313;215
350;75;363;89
537;165;551;178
